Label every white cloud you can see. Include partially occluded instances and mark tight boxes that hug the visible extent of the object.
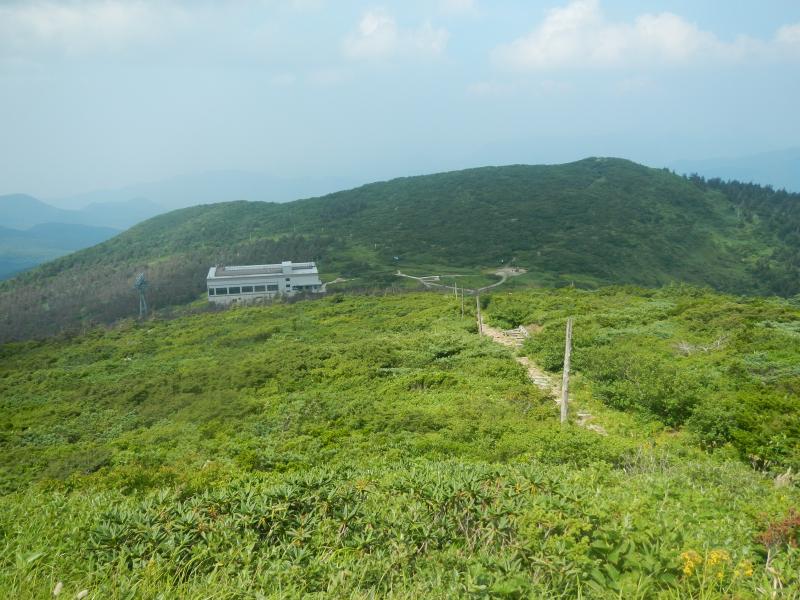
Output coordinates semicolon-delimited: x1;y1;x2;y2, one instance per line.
493;0;800;69
343;10;398;59
776;23;800;48
0;1;328;60
0;1;187;57
343;9;448;60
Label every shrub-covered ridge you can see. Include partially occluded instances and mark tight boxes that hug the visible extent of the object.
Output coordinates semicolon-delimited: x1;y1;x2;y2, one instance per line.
2;289;800;597
3;157;800;341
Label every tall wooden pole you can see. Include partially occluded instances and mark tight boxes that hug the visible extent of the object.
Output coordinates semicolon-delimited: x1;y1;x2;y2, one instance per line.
460;286;465;319
476;294;483;335
561;317;573;424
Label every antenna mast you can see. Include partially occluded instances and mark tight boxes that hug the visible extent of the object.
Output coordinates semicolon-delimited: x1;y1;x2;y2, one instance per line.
134;273;148;319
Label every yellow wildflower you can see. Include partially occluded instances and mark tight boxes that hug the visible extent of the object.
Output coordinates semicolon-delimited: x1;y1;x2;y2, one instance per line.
680;550;702;576
706;549;730;567
733;560;754;579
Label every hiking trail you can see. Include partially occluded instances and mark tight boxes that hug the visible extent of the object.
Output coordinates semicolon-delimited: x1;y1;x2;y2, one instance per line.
480;319;607;435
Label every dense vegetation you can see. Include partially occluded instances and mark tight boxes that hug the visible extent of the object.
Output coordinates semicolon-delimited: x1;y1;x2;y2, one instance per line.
2;158;799;341
694;176;800;296
3;289;800;597
486;286;800;471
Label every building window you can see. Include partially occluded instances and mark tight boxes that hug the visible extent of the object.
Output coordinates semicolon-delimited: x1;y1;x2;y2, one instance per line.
229;287;241;295
216;287;228;295
254;285;266;292
208;288;216;295
285;278;290;282
242;286;254;293
267;284;279;291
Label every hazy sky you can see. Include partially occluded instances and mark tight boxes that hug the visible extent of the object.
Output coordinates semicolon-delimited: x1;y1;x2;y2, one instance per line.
2;0;799;197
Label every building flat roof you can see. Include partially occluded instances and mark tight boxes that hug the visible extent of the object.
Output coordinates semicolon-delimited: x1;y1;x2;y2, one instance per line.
208;261;318;279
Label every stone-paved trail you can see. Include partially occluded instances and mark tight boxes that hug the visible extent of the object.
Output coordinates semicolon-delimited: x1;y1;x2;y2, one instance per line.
480;322;560;397
480;320;606;434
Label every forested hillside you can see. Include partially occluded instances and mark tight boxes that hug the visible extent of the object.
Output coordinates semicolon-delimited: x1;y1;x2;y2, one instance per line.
2;289;800;597
2;158;799;341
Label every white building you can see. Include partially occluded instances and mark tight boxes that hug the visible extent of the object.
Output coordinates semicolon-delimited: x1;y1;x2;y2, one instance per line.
207;261;323;304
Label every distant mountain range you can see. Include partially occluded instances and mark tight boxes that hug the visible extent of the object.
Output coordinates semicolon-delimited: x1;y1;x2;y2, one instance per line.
1;172;363;279
2;157;799;342
46;170;361;211
671;147;800;192
0;194;158;278
0;193;161;230
0;222;119;280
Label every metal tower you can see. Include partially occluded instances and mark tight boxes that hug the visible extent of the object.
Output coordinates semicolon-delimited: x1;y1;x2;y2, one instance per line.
134;273;148;318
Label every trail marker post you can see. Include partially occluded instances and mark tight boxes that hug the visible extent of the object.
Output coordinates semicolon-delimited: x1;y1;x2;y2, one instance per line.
561;317;573;424
476;295;483;335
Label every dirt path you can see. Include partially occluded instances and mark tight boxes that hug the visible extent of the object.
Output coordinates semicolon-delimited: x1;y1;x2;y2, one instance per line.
477;267;526;292
480;320;606;434
395;271;462;292
481;322;561;399
321;277;350;292
396;267;526;293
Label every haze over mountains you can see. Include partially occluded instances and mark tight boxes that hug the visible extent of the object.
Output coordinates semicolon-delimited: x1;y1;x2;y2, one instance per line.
45;170;362;211
0;194;156;231
0;222;119;281
0;172;363;279
0;194;157;279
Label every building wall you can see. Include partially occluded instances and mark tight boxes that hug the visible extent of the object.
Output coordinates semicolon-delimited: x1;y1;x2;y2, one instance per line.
207;272;321;304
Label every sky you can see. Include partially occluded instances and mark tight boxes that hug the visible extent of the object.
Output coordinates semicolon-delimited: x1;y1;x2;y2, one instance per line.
1;0;799;198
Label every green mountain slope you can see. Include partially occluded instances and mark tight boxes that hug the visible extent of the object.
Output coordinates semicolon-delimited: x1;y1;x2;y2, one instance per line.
2;289;800;597
2;158;799;341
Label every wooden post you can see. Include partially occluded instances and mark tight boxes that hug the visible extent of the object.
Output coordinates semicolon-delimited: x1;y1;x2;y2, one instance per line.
476;294;483;335
460;286;465;319
561;317;573;424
